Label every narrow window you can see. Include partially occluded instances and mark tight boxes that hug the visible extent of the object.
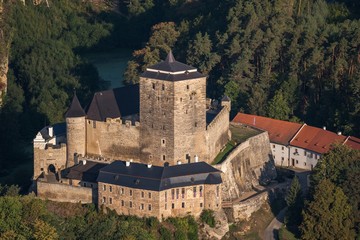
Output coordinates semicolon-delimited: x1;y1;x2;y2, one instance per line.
165;204;167;210
180;98;182;102
281;146;284;150
195;122;197;127
121;200;124;206
141;203;144;210
182;202;185;208
304;162;307;166
176;189;179;199
149;192;152;199
151;123;154;128
130;201;133;208
272;145;275;148
109;186;112;192
162;139;166;146
130;189;133;196
193;187;196;197
190;95;192;100
165;191;167;202
181;188;185;198
185;109;188;114
172;203;175;209
187;85;189;90
216;186;219;197
163;155;166;161
141;191;144;198
304;151;307;156
296;160;299;164
121;188;124;194
148;204;152;211
102;197;106;204
200;186;203;197
152;83;155;89
162;84;165;90
171;189;175;200
93;121;96;128
200;203;203;208
103;185;106;191
109;198;113;204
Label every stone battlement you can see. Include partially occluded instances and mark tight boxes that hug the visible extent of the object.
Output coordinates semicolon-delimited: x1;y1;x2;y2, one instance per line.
207;106;228;131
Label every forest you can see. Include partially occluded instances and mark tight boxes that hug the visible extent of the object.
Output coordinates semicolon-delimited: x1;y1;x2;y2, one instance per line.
0;0;359;239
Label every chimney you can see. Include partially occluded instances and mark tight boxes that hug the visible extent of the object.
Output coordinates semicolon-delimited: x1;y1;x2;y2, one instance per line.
48;126;53;137
147;164;152;168
177;161;182;165
82;160;87;165
126;161;131;167
337;132;342;135
323;126;326;130
194;155;199;162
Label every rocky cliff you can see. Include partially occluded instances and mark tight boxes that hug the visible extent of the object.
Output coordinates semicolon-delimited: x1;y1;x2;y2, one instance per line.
215;125;277;201
0;2;9;104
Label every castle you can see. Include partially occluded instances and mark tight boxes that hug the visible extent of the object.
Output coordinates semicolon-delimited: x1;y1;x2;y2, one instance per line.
33;51;230;219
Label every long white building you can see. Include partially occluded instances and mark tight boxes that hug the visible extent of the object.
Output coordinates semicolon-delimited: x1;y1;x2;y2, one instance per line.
233;113;360;170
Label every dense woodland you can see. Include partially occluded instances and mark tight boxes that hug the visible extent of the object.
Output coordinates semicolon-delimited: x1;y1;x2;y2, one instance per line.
0;0;359;239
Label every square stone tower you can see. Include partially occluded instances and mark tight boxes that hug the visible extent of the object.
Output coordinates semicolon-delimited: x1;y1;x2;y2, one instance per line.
140;51;207;166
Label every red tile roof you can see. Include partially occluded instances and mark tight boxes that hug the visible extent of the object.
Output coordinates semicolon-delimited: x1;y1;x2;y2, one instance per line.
290;125;346;154
344;136;360;150
232;113;303;145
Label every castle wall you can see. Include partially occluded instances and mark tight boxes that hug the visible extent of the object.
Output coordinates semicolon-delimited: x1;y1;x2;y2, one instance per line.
36;181;93;203
66;117;86;167
98;182;221;220
33;143;67;179
139;78;175;166
173;78;207;164
98;183;161;219
215;130;276;201
206;106;230;163
86;119;140;161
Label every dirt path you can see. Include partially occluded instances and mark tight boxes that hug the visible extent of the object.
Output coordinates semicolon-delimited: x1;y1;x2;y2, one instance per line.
264;207;287;240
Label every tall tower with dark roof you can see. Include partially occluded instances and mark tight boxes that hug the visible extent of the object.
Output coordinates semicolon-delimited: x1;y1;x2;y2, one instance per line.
139;51;207;166
65;93;86;167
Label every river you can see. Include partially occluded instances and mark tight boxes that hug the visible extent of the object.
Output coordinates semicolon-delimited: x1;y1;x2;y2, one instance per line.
84;48;133;89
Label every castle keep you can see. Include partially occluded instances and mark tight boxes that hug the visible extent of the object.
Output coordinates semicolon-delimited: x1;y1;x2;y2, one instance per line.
33;51;230;218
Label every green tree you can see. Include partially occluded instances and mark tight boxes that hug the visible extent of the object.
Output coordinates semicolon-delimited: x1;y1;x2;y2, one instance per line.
285;176;303;227
267;91;291;120
301;179;355;240
33;219;59;240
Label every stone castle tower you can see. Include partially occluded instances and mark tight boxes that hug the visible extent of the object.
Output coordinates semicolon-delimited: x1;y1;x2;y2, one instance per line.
65;93;86;168
139;51;207;165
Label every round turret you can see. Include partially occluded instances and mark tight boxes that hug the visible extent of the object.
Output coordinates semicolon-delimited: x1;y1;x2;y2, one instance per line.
65;94;86;167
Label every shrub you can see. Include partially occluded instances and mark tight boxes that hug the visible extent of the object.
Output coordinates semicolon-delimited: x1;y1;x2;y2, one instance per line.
200;210;215;228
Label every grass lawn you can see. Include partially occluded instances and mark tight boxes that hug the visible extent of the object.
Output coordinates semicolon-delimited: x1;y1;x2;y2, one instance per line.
230;124;262;144
212;141;236;165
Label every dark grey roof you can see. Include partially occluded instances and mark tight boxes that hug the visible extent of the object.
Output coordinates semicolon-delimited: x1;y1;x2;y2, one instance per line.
222;95;231;101
63;161;107;183
65;94;86;118
39;123;66;140
140;51;206;81
97;161;222;191
86;84;139;121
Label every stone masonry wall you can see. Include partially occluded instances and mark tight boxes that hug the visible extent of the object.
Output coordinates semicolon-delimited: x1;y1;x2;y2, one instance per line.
231;191;268;221
98;182;221;220
37;181;93;203
215;130;276;201
33;144;67;179
86;119;140;161
67;117;86;167
206;106;230;163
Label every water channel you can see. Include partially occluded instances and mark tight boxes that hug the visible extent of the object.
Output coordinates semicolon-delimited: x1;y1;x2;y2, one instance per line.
84;48;133;89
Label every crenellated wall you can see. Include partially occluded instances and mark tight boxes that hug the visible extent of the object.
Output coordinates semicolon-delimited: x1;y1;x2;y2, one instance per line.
206;106;230;163
86;119;141;161
215;131;276;201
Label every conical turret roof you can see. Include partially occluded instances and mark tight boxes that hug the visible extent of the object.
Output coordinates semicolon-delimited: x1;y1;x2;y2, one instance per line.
65;93;86;118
